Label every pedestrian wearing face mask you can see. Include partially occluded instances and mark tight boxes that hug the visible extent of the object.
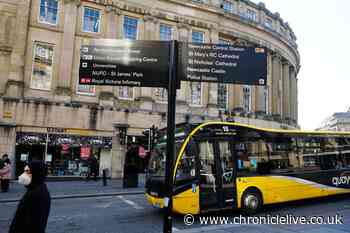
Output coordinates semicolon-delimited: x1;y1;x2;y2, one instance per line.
9;161;51;233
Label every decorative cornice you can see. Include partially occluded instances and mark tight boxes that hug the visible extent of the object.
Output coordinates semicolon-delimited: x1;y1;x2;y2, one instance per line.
143;15;158;23
177;22;191;30
63;0;81;7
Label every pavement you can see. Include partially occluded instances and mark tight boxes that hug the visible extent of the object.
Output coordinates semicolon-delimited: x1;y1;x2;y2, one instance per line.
0;175;145;203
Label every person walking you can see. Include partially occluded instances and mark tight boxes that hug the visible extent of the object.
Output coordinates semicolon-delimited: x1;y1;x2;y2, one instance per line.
86;156;98;181
9;160;51;233
0;157;11;192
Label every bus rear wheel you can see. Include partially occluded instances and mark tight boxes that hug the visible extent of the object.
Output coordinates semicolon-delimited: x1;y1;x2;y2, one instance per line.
242;190;262;214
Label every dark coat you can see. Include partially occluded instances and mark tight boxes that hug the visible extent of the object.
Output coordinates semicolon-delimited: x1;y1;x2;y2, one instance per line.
9;161;51;233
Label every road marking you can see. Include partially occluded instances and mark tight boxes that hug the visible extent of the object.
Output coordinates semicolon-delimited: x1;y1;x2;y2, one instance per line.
117;196;144;210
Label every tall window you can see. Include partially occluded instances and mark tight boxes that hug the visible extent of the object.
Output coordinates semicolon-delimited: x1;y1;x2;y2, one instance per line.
154;88;167;102
83;7;101;33
31;42;54;90
190;82;202;106
120;16;138;99
246;9;257;22
160;24;172;41
118;86;134;100
243;85;251;112
190;31;204;106
154;24;172;102
263;86;269;113
218;83;228;110
217;39;230;110
123;16;138;40
265;18;273;29
39;0;58;25
222;0;234;14
192;31;204;43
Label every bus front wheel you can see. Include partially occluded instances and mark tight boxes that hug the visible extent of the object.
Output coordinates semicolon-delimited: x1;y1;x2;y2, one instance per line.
241;189;262;214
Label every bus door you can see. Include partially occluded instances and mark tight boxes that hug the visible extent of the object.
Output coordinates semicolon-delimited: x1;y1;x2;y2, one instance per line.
197;139;236;212
216;140;236;209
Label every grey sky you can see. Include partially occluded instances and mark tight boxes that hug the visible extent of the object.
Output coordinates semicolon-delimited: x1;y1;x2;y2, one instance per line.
251;0;350;129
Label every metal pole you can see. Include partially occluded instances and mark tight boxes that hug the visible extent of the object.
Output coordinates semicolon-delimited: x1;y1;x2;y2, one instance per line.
44;132;49;162
163;40;178;233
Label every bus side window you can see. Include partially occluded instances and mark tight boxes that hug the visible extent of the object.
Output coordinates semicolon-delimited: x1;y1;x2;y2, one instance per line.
175;142;196;182
298;137;321;171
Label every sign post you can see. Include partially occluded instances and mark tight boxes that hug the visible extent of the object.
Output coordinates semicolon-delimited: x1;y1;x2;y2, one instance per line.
163;40;178;233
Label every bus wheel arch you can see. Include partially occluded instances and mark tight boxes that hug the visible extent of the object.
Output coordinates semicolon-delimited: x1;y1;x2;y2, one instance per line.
241;187;263;214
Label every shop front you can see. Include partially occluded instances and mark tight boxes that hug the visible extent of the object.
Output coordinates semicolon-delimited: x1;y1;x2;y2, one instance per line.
15;130;112;178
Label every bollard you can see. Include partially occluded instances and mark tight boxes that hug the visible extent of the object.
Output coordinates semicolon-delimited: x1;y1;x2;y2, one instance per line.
102;169;107;186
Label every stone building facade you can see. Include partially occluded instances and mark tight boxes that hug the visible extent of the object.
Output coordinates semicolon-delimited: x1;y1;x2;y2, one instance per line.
0;0;300;178
317;110;350;132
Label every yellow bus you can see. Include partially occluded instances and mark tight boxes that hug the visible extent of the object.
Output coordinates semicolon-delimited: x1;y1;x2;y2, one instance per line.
145;121;350;214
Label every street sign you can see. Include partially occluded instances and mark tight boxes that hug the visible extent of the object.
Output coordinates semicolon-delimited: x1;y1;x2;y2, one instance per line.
79;40;171;88
178;43;267;85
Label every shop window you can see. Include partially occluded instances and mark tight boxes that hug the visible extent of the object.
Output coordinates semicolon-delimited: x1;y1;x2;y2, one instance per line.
39;0;58;25
83;7;101;33
31;42;54;90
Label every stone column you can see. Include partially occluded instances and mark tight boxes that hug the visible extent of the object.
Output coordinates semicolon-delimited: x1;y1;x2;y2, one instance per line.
0;125;16;178
289;66;295;123
139;15;159;110
290;67;298;124
272;54;282;117
99;5;117;106
176;23;190;113
5;0;31;97
282;61;290;120
233;85;242;111
111;129;127;179
295;77;298;124
144;15;158;40
255;86;265;113
208;26;219;117
112;9;123;97
56;0;81;101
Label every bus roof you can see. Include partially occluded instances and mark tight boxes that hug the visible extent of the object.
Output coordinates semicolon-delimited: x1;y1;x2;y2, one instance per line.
164;121;350;137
